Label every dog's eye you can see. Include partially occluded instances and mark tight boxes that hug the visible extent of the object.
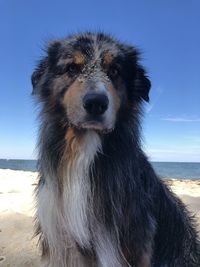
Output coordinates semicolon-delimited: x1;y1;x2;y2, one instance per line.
109;67;119;78
66;63;81;75
55;63;81;76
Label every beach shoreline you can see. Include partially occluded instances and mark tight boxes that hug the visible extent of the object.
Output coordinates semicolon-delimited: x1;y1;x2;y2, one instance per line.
0;168;199;267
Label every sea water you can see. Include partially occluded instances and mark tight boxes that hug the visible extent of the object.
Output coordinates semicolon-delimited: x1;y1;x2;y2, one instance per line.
0;159;199;180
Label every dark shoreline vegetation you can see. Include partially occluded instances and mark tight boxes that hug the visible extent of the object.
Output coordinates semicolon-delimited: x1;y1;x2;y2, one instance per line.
0;159;200;179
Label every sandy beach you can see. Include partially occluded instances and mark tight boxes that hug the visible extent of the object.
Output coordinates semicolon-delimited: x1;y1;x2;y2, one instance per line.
0;169;199;267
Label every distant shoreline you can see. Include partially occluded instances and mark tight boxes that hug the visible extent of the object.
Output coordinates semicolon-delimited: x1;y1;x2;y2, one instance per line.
1;158;200;163
0;159;200;180
0;168;199;181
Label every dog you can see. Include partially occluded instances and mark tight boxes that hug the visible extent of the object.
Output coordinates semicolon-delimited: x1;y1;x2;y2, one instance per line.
32;32;200;267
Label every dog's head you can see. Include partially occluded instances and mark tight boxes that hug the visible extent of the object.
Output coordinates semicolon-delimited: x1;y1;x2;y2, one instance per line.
32;32;150;132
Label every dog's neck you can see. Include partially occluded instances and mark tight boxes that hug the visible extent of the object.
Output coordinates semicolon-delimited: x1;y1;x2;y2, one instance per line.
38;125;141;266
59;129;126;266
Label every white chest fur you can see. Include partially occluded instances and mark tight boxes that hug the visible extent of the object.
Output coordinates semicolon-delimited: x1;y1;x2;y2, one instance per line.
37;130;124;267
62;130;101;247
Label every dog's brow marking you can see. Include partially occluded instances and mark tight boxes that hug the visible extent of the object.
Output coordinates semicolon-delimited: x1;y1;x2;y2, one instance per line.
103;52;114;66
73;51;86;65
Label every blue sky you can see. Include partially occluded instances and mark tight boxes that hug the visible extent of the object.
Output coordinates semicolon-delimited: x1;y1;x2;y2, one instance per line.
0;0;200;162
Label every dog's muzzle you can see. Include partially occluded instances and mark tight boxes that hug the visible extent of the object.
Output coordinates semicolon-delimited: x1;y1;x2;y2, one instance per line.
72;81;115;132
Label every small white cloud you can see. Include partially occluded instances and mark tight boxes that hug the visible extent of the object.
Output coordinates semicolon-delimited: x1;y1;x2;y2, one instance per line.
162;117;200;122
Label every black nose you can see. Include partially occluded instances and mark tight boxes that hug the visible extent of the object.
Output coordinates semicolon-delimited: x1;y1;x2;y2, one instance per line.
83;93;109;115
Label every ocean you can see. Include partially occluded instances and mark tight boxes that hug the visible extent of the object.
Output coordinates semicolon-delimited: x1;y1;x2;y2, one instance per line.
0;159;200;180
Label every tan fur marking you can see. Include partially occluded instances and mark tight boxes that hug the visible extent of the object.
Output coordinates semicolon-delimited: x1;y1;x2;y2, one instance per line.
138;253;151;267
59;128;84;177
73;51;86;65
62;79;86;125
58;52;85;67
103;52;114;66
65;128;83;156
63;80;85;107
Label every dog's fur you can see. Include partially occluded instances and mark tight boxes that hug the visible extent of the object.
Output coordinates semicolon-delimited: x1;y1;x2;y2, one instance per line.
32;32;200;267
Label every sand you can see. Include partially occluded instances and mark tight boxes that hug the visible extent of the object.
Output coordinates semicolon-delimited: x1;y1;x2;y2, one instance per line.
0;169;39;267
0;169;200;267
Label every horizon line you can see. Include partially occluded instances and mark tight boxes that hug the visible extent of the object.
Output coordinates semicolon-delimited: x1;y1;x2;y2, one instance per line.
0;158;200;164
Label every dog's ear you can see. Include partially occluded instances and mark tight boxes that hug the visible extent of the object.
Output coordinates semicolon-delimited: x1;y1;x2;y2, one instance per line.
31;41;61;95
47;41;62;66
31;60;47;95
135;66;151;102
